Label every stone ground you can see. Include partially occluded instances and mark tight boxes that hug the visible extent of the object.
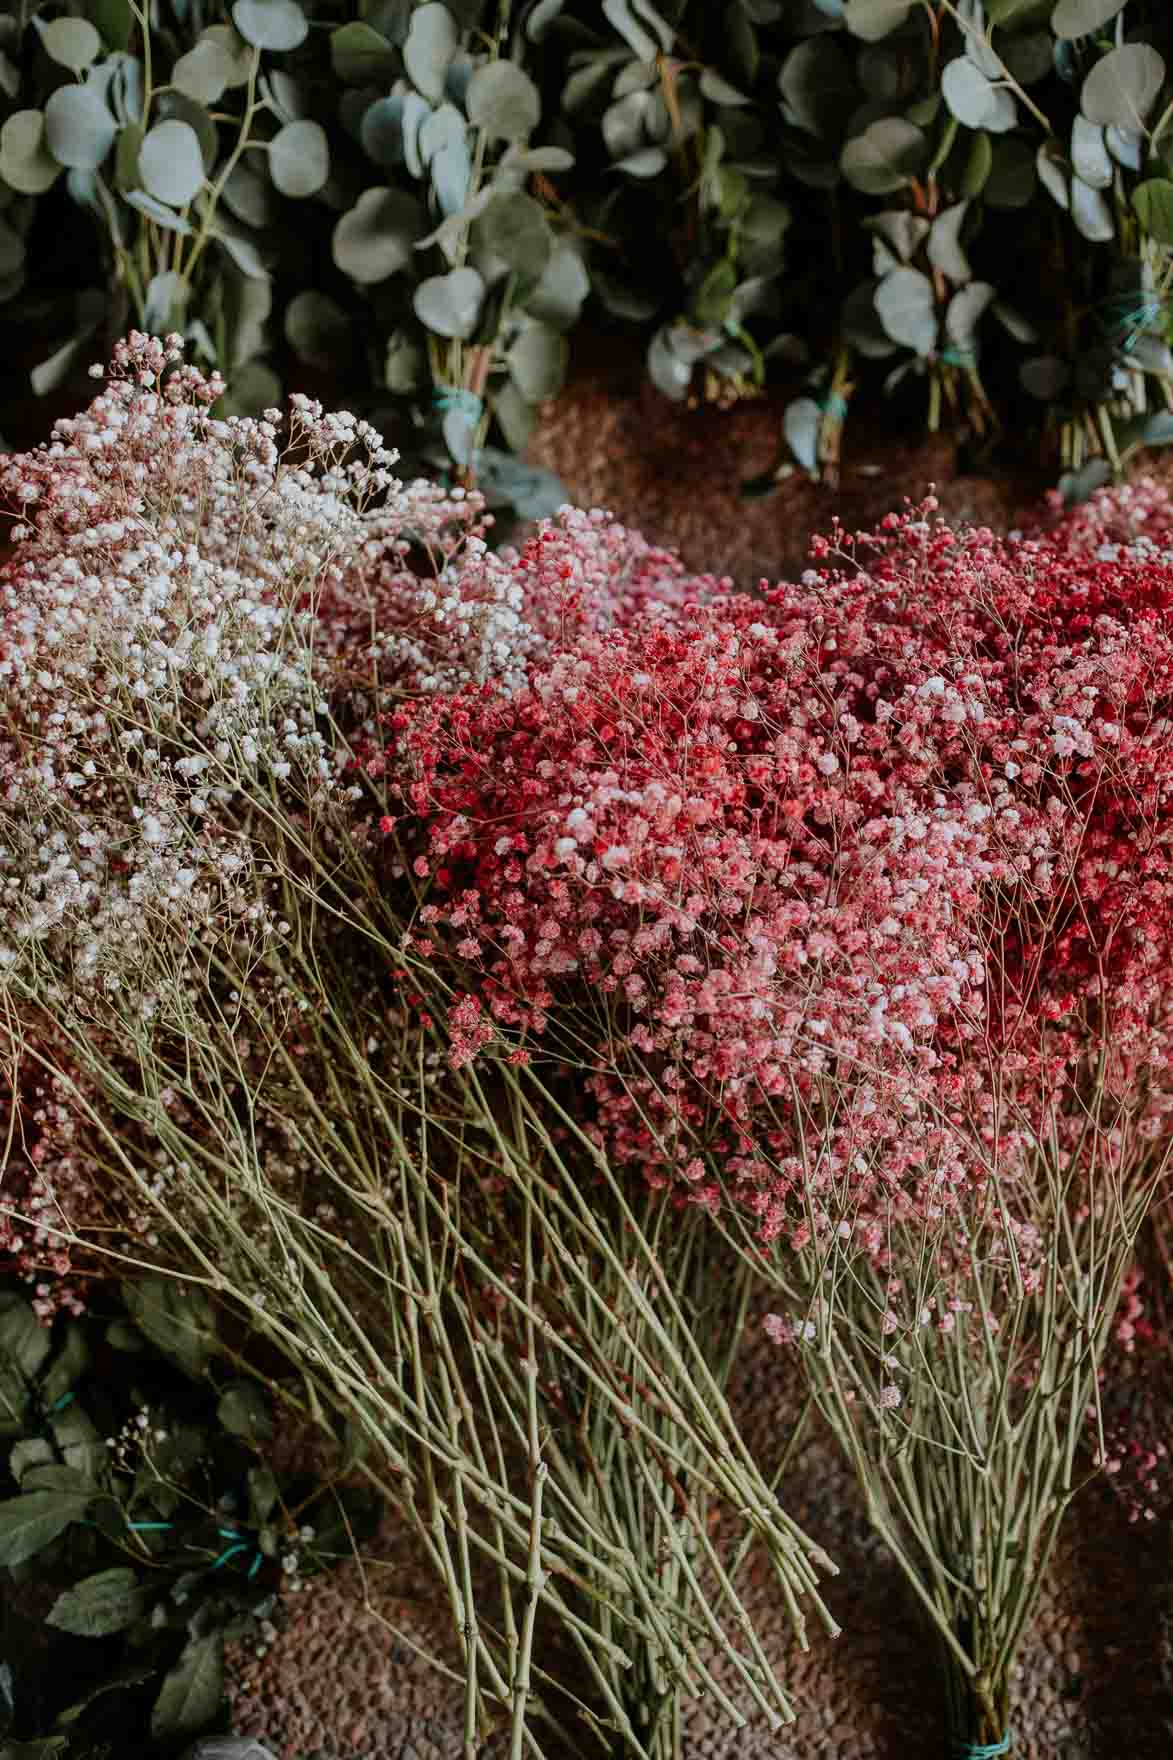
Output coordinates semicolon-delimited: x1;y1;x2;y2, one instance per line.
226;337;1173;1760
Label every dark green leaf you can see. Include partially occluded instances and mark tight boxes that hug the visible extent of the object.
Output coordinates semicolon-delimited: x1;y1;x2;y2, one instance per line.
331;22;398;86
840;117;924;194
474;191;551;280
218;1380;274;1442
874;266;937;354
507;321;567;401
47;1567;145;1636
1134;179;1173;246
0;1301;49;1382
843;0;912;40
0;1489;91;1566
151;1632;224;1740
778;37;855;139
121;1279;219;1379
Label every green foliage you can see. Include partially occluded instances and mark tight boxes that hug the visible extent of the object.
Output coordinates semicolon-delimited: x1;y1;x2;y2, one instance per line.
0;1281;376;1759
5;0;1173;497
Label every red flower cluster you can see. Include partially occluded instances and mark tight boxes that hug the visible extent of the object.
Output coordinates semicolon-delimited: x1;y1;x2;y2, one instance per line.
381;493;1173;1237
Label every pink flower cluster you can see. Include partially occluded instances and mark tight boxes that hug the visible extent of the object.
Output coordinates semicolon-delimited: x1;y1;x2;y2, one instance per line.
382;493;1173;1238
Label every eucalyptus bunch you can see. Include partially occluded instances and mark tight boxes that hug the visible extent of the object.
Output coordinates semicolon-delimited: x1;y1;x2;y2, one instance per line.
0;1275;374;1758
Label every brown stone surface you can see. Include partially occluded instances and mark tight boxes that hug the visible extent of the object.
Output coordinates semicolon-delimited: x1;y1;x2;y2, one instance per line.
226;1337;1173;1760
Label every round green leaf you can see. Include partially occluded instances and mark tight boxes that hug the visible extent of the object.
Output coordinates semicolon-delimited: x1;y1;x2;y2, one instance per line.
413;265;485;337
843;0;912;40
285;289;350;366
269;119;329;197
332;186;423;283
41;17;101;74
221;359;281;417
331;21;398;86
1020;355;1071;399
778;37;856;139
473;191;551;279
941;57;1017;132
384;327;424;392
44;86;116;170
222;160;274;226
158;92;219;173
1036;140;1070;209
874;266;937;355
526;242;590;330
507;320;567;402
139;119;204;206
1052;0;1126;39
0;110;61;193
1134;178;1173;246
47;1567;144;1636
985;136;1036;207
840;117;924;194
361;95;406;170
173;36;241;105
404;3;457;102
231;0;307;52
647;324;692;400
1081;45;1166;130
466;60;541;142
1071;116;1111;189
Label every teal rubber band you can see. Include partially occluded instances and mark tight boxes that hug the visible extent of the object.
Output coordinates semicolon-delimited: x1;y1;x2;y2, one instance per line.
126;1520;173;1532
433;386;483;421
210;1541;250;1571
49;1391;75;1412
820;392;849;420
953;1735;1011;1758
939;346;977;369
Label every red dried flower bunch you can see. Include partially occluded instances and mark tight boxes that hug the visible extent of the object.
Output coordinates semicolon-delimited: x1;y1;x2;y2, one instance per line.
382;491;1173;1240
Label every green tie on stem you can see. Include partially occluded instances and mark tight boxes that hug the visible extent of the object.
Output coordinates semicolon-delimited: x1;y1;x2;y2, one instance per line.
953;1734;1011;1758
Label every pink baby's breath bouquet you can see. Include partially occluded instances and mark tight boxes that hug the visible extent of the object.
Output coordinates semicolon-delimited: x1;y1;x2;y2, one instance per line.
382;488;1173;1752
0;337;836;1760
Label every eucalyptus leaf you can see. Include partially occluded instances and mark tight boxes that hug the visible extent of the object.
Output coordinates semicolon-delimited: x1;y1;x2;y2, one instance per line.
647;324;693;400
144;271;186;331
941;57;1017;132
44;87;116;171
332;186;423;282
1070;173;1114;241
960;129;993;197
1059;458;1112;504
1;111;62;194
41;18;101;74
507;321;568;401
125;189;193;233
1080;45;1165;131
874;266;937;355
992;298;1039;342
985;136;1036;207
222;161;274;227
139;119;205;206
614;147;667;176
413;264;484;337
231;0;307;53
172;36;240;104
700;69;749;107
331;21;398;86
384;328;424;391
360;95;407;170
30;334;90;394
1134;178;1173;246
602;0;662;60
843;0;912;40
784;396;822;474
47;1568;145;1637
840;117;924;194
1002;31;1054;86
432;136;472;214
1071;116;1112;189
926;203;971;283
1036;141;1070;209
945;280;995;350
404;3;457;102
475;447;567;519
1105;125;1141;170
491;378;536;451
1052;0;1126;38
151;1633;224;1741
466;61;541;142
778;37;855;139
474;191;551;280
269;119;329;197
